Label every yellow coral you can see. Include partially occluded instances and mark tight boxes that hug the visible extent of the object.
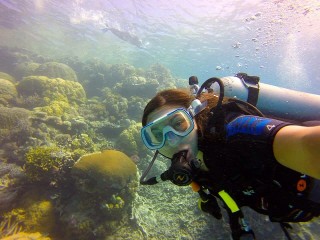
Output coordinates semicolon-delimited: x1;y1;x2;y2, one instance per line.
16;76;86;115
1;187;56;239
0;232;51;240
72;150;138;194
34;100;70;116
115;122;143;156
23;200;55;234
24;146;64;183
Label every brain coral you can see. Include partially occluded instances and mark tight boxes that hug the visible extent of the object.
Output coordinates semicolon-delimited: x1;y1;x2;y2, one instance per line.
72;150;137;195
34;62;78;82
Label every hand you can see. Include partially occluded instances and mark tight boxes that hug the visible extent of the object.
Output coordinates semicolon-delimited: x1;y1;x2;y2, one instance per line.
232;229;255;240
199;197;222;219
239;230;255;240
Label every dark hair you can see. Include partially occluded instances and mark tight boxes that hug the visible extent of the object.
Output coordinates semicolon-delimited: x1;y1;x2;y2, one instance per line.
142;88;223;139
189;76;199;85
142;89;194;126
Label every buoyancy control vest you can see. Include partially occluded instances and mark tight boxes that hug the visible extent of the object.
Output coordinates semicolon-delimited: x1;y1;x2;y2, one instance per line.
195;74;320;223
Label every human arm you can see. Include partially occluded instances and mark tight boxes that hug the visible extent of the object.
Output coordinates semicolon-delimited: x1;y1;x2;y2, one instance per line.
273;125;320;179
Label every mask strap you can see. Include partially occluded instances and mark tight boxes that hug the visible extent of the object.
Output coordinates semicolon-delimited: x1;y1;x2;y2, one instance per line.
188;99;208;117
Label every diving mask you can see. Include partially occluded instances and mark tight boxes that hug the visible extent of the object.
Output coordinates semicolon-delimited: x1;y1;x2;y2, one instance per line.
141;108;194;150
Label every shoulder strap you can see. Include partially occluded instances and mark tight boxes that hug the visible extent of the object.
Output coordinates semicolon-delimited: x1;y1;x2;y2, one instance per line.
206;97;265;138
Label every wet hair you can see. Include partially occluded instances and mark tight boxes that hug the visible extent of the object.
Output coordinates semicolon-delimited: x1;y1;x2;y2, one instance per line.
189;76;199;85
142;88;222;139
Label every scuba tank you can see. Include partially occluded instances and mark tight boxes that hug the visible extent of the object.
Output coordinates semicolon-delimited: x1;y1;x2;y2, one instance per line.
208;73;320;122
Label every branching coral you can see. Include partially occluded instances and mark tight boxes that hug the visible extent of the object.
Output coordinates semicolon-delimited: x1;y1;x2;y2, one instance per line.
0;198;55;239
0;211;24;238
24;146;74;185
102;87;128;121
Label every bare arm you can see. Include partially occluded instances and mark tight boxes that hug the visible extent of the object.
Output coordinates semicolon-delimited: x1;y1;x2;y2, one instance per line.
273;125;320;179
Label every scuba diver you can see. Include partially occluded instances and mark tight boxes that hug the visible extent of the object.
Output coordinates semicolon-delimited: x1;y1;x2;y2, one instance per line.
140;73;320;240
189;75;200;95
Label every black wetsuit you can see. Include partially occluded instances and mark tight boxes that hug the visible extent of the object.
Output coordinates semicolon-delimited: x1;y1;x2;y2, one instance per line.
194;114;320;239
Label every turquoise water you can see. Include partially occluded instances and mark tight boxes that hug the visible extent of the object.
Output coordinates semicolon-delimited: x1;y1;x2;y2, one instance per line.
0;0;320;240
1;0;320;92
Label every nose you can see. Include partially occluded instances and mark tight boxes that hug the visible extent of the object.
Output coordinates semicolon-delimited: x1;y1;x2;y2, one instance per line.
165;131;180;147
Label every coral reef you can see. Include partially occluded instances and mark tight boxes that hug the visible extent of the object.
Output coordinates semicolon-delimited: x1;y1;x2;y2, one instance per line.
17;76;86;106
0;79;18;106
102;87;128;121
71;150;137;196
0;162;26;213
0;188;56;239
0;107;32;148
24;146;74;185
0;232;51;240
16;76;86;118
113;75;159;98
34;62;78;82
55;150;139;239
0;72;15;83
2;47;318;240
13;62;40;81
115;122;146;157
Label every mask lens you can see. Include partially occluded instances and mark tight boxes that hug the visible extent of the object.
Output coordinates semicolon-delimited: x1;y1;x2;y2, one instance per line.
141;109;194;150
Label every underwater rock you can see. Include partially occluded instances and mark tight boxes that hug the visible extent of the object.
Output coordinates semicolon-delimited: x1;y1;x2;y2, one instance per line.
0;79;18;106
34;62;78;82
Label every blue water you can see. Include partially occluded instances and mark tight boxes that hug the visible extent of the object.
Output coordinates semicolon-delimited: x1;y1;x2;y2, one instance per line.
1;0;320;93
1;1;320;239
